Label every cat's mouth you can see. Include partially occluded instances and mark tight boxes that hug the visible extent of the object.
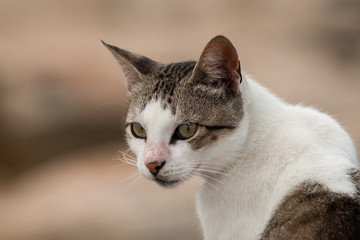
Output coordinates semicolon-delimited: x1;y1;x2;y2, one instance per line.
154;178;181;188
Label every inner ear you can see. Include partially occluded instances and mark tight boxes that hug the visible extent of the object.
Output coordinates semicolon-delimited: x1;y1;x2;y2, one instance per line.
194;35;242;95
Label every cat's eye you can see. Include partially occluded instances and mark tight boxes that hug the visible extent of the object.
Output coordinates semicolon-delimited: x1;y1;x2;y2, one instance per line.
175;123;198;140
130;123;147;139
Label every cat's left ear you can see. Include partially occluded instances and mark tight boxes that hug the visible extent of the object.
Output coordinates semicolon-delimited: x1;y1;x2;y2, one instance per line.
102;41;157;93
193;35;242;95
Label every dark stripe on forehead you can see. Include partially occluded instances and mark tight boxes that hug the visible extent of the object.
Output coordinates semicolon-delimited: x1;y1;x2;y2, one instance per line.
157;62;195;81
152;80;161;94
130;61;196;112
154;62;196;110
178;64;194;80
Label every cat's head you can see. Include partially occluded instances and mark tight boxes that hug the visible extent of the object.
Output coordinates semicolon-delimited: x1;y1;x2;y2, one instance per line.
103;36;248;188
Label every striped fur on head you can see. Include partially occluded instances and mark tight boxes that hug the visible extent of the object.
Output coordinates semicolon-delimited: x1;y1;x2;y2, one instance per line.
103;36;244;149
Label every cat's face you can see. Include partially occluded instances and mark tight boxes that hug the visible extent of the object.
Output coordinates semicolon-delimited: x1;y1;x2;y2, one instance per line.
103;36;245;187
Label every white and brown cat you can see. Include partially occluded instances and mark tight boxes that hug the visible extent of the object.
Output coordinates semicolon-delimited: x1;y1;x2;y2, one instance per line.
103;36;360;240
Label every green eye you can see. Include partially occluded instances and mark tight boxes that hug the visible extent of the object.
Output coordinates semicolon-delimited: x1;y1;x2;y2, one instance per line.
130;123;147;139
176;123;198;140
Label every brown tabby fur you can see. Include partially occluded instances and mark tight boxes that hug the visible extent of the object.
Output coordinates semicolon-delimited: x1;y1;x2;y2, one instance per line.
260;169;360;240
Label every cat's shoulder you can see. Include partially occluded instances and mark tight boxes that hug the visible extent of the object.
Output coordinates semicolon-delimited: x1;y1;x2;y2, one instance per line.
288;104;341;128
261;169;360;240
284;104;356;160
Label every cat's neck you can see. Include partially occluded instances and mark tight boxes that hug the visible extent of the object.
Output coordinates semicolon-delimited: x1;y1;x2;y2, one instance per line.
197;76;287;181
243;76;286;124
232;76;287;157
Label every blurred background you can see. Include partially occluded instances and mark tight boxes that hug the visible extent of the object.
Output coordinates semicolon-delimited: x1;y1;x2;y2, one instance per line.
0;0;359;239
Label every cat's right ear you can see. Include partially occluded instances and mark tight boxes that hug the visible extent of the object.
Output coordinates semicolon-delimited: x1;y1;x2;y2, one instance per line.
193;35;242;95
102;41;156;93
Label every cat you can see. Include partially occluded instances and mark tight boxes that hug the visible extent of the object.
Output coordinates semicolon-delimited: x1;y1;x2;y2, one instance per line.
102;36;360;240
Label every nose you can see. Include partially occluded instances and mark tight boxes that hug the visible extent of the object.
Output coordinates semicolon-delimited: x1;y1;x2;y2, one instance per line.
145;160;166;176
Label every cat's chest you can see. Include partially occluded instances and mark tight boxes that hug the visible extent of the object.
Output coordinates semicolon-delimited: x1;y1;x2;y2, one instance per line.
196;171;274;240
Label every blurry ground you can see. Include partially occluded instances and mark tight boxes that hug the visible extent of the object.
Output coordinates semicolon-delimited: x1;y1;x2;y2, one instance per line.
0;0;359;239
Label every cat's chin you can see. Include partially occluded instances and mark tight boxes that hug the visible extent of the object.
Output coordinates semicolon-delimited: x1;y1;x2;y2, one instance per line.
154;178;183;188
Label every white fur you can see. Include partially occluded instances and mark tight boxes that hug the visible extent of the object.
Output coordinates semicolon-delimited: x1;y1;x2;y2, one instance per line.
128;75;358;240
196;76;357;240
129;100;175;180
129;100;204;184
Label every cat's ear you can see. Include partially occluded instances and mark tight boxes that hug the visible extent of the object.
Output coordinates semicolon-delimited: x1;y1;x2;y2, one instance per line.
193;35;242;95
102;41;156;93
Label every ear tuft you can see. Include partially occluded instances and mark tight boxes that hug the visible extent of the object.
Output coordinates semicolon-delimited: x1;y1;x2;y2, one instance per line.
102;40;157;93
195;35;242;95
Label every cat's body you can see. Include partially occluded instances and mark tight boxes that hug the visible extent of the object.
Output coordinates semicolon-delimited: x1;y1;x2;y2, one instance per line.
103;36;360;239
196;78;359;239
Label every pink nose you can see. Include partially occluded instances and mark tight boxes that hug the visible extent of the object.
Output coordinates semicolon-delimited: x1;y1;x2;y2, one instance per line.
145;160;166;176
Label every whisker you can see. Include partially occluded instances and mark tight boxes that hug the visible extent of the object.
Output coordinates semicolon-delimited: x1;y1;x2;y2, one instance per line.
116;159;136;167
196;175;224;197
118;157;137;165
195;171;236;194
184;163;242;182
186;162;233;173
119;171;140;186
196;168;242;182
188;176;209;195
158;166;231;198
113;154;136;163
113;150;137;167
186;163;224;170
178;176;190;187
155;166;237;199
198;180;214;197
121;152;136;160
189;161;232;168
167;164;241;183
126;175;143;191
117;150;136;159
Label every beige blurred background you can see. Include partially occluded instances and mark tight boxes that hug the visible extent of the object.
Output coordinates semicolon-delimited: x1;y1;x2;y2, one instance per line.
0;0;359;239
